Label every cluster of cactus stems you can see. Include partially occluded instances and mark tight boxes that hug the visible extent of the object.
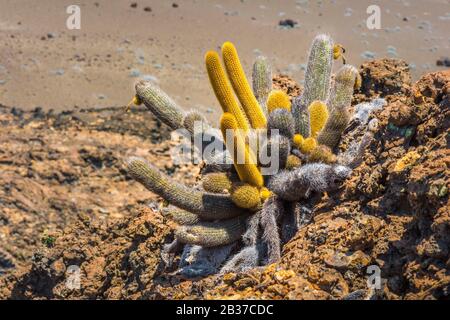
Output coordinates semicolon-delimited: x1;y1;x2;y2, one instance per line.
126;34;386;277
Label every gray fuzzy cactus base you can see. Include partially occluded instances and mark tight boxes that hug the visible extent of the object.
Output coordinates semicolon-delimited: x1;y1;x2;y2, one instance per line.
0;60;449;300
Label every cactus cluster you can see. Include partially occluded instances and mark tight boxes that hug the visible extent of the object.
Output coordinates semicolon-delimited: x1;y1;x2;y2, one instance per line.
126;34;386;277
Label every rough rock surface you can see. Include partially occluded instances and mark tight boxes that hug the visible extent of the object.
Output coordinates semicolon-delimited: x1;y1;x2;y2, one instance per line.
0;61;448;300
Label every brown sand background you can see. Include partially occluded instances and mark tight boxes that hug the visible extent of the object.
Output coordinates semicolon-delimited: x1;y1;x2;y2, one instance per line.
0;0;449;123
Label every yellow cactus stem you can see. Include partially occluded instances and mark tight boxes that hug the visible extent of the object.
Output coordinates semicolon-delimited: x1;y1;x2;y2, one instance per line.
205;51;249;131
393;151;421;172
220;113;264;188
222;42;267;129
285;154;302;170
267;89;291;114
299;137;317;155
308;100;329;138
292;134;304;149
230;183;261;209
333;44;347;64
125;95;142;112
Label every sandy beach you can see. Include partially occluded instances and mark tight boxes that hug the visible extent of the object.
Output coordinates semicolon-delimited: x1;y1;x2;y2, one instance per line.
0;0;449;122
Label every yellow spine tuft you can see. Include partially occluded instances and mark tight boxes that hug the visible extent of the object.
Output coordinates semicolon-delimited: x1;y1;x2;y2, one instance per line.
222;42;267;129
299;137;317;155
285;155;302;170
205;51;249;131
220;113;264;188
260;187;272;201
308;100;329;138
292;134;304;149
230;183;261;209
267;90;291;113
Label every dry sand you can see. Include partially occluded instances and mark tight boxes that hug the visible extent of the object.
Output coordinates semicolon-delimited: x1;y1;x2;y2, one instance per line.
0;0;449;124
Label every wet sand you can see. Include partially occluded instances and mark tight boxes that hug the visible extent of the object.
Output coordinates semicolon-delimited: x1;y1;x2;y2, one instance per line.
0;0;449;123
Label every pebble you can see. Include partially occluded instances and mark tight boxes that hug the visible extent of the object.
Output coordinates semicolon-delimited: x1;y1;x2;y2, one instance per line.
172;3;178;8
50;68;65;76
130;2;137;8
153;63;163;69
438;13;450;21
129;68;141;77
142;74;159;83
97;94;106;100
253;48;262;56
296;0;309;6
344;8;353;17
144;6;152;12
387;46;398;57
361;51;376;59
436;57;450;67
417;21;432;32
278;19;298;29
0;80;6;85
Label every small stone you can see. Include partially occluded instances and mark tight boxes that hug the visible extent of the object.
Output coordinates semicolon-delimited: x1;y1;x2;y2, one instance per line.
144;6;152;12
130;2;137;8
278;19;298;28
361;51;376;59
50;68;65;76
344;8;353;17
172;3;178;8
129;68;141;77
142;74;159;83
436;57;450;67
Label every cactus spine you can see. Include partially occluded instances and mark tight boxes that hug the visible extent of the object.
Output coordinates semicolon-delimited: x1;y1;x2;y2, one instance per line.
220;113;264;188
267;90;291;114
317;65;359;149
127;158;245;220
308;100;329;138
135;80;185;130
252;56;272;114
202;172;234;194
163;207;200;225
292;34;333;136
222;42;267;129
175;215;248;247
230;183;261;209
300;34;334;106
267;109;295;139
205;51;250;131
